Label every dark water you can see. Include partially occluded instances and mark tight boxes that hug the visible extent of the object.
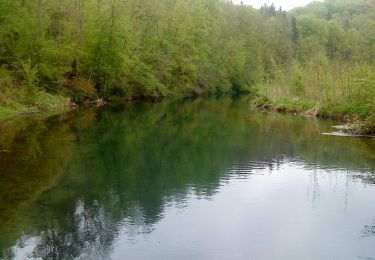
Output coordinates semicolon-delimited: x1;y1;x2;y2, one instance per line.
1;97;375;260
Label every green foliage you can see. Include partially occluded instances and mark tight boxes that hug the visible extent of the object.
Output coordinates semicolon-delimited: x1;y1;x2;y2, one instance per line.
290;63;307;95
251;0;375;130
360;115;375;135
0;0;293;100
64;79;97;103
0;0;374;131
21;59;39;106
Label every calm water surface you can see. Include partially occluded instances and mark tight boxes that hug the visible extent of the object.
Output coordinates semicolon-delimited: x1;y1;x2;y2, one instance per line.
1;97;375;259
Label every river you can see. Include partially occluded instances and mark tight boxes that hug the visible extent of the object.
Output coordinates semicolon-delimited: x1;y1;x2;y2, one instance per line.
1;97;375;259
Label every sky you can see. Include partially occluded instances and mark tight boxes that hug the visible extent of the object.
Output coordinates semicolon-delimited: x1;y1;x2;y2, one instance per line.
234;0;322;11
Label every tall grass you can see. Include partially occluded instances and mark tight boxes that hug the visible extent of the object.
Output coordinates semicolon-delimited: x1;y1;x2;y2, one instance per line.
0;64;68;119
258;61;375;119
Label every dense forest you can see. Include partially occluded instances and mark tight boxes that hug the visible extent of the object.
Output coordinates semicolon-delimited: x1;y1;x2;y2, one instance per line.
0;0;374;130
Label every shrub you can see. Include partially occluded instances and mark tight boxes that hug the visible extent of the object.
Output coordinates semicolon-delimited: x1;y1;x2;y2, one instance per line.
65;78;97;103
21;59;40;106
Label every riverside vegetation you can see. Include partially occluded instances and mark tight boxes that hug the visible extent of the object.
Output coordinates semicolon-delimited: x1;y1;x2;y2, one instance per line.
0;0;375;132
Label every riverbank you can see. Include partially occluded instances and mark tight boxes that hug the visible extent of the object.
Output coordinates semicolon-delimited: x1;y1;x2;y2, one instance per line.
0;91;70;120
2;85;374;137
0;92;174;121
251;95;375;136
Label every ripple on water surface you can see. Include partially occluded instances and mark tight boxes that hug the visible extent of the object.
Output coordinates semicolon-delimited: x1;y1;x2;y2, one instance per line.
1;98;375;259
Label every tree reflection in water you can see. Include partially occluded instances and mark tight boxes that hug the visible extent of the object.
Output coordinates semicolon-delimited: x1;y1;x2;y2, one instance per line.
1;97;375;259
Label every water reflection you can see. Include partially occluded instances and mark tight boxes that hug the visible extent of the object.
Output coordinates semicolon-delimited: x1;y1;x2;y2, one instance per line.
363;220;375;242
1;97;375;259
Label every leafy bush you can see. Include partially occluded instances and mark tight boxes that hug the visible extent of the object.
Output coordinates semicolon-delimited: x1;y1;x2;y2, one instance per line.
65;79;97;103
21;59;39;106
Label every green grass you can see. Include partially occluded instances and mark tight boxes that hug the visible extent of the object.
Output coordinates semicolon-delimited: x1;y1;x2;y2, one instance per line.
252;95;315;113
252;85;375;135
319;101;373;119
0;90;69;120
251;63;375;134
359;115;375;135
0;106;16;118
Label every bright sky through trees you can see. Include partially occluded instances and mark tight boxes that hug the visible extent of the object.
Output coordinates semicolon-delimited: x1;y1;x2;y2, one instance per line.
235;0;322;10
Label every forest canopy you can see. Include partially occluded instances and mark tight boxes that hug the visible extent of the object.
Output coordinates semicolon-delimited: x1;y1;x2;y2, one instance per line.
0;0;374;122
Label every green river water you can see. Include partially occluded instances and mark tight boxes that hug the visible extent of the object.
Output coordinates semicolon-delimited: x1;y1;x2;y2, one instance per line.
1;97;375;259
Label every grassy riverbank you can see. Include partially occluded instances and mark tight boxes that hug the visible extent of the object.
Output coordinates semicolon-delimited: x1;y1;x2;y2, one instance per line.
251;87;375;135
1;0;375;130
0;90;69;119
248;56;375;135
